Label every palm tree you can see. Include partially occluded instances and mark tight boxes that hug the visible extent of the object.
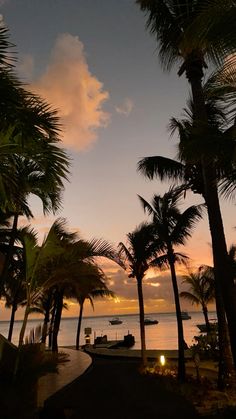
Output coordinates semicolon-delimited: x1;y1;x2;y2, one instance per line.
16;218;122;349
136;1;236;379
17;218;75;346
0;100;70;288
0;24;70;288
118;222;158;367
46;238;121;352
72;270;115;350
180;266;215;333
137;94;236;381
138;186;202;381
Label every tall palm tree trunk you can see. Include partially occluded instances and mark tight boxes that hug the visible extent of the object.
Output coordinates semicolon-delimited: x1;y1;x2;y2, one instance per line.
214;277;236;389
48;289;57;348
137;276;147;367
76;300;84;350
18;304;30;346
52;289;64;352
187;66;236;372
8;301;17;342
202;304;210;333
1;213;19;287
205;182;236;368
168;251;186;382
41;291;53;345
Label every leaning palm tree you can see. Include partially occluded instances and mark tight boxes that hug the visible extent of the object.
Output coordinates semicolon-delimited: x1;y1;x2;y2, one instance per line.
138;186;202;381
21;222;122;351
136;1;236;385
47;240;121;352
119;222;157;367
180;266;215;333
17;218;75;346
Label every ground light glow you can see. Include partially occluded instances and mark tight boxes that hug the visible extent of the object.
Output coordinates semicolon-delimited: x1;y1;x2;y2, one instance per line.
160;355;166;366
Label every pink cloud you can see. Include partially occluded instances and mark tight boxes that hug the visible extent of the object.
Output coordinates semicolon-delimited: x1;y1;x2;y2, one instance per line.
31;33;110;151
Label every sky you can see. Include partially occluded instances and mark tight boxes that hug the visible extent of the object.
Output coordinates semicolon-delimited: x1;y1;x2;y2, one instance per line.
0;0;235;320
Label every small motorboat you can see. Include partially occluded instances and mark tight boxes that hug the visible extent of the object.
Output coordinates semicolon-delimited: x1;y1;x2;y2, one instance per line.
109;317;123;325
197;320;218;333
181;311;191;320
144;318;159;325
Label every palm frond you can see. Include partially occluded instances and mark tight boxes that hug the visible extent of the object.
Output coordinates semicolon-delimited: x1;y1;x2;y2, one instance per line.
136;0;183;71
170;204;204;245
150;253;169;270
118;242;133;265
179;291;200;305
137;156;185;181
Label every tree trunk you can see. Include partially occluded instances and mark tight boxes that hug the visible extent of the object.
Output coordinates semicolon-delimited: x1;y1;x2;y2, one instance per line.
202;304;210;332
18;305;30;346
41;291;53;345
1;213;19;288
136;276;147;367
48;289;57;349
76;300;84;350
168;250;186;382
8;301;17;342
186;67;236;383
214;277;236;389
203;170;236;369
52;289;64;352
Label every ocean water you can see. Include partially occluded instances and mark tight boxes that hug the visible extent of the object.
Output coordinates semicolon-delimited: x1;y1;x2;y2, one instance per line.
0;311;217;350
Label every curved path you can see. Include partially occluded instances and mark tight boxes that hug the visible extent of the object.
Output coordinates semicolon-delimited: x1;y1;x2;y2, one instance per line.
37;348;92;409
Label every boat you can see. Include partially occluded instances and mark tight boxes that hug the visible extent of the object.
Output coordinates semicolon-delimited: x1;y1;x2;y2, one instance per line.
181;311;191;320
92;333;135;349
144;318;159;325
109;317;123;325
197;320;218;333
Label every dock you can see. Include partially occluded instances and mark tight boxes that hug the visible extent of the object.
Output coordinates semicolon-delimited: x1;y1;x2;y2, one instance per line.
84;345;193;360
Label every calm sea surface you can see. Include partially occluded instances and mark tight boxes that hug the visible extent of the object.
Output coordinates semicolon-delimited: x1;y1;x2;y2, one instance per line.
0;311;217;350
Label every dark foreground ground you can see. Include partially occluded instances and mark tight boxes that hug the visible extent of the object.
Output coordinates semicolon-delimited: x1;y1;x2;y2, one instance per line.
40;355;202;419
39;355;236;419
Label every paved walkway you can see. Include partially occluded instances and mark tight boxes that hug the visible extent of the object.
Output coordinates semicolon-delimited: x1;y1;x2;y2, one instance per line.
37;348;92;409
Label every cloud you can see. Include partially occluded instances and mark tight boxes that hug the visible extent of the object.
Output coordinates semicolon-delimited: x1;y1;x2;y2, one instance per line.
115;98;134;116
31;33;110;151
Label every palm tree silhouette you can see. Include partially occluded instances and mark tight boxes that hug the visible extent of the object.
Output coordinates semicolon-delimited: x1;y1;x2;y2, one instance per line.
138;186;202;381
136;1;236;383
119;222;157;367
180;266;215;333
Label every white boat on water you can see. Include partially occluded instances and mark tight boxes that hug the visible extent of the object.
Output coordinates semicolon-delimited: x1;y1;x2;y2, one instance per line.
109;317;123;325
181;311;191;320
144;317;159;325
